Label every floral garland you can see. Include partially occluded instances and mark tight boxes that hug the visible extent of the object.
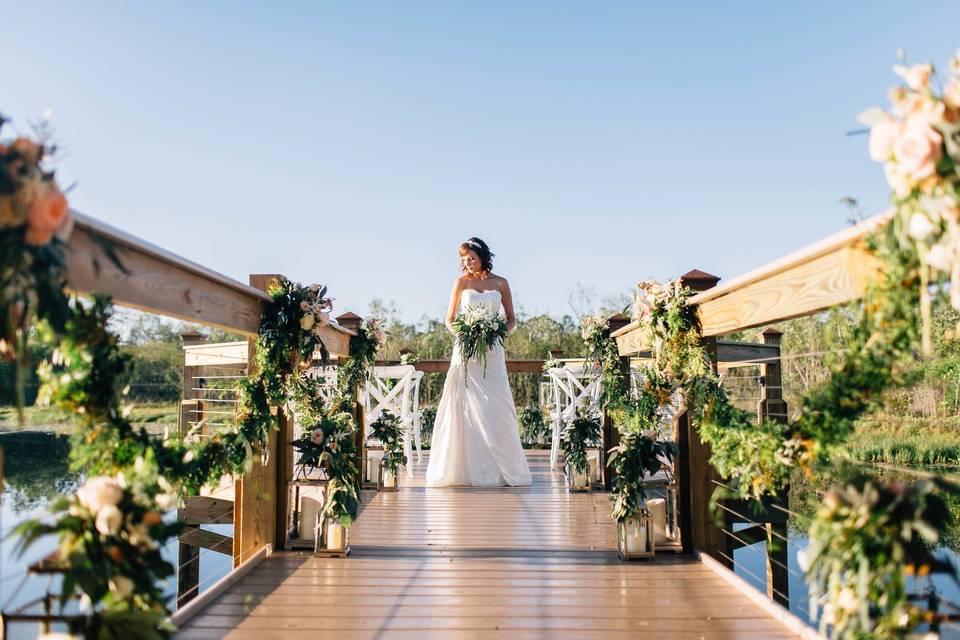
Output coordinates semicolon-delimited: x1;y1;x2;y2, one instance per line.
0;115;73;413
581;313;628;408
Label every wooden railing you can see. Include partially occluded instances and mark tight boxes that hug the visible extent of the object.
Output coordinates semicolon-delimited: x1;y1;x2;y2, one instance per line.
611;210;891;607
60;211;356;583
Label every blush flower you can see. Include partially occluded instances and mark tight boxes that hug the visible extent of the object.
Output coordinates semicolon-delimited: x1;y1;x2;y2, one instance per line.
893;117;942;182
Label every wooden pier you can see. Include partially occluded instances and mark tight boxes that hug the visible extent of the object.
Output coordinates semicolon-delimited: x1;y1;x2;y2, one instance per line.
174;452;802;639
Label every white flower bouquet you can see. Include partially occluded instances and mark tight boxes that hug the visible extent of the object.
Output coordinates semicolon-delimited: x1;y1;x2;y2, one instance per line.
452;301;508;374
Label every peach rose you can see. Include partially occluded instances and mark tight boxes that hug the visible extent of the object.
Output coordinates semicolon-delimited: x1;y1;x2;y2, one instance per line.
95;504;123;535
24;184;69;246
884;163;913;198
893;117;942;182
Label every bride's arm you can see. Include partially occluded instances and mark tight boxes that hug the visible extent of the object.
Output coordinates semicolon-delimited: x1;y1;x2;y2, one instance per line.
500;279;517;333
444;278;463;334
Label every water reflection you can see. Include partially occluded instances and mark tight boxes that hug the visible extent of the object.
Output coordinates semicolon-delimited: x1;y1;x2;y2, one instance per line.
1;432;80;511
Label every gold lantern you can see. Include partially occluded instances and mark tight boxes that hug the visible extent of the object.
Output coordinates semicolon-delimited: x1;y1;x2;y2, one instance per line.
286;479;327;549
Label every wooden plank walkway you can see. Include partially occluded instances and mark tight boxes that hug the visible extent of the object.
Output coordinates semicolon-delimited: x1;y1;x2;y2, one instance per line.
176;451;800;639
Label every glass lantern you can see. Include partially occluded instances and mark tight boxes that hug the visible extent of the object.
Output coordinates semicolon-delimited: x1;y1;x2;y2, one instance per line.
378;459;399;492
318;516;350;556
618;507;655;560
364;447;384;486
565;463;591;492
644;480;682;552
285;480;327;549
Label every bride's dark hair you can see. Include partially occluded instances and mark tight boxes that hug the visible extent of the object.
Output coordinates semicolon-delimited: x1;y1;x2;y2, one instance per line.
459;237;494;273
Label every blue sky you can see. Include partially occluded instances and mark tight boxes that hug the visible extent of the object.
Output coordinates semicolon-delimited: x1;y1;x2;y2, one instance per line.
5;2;960;323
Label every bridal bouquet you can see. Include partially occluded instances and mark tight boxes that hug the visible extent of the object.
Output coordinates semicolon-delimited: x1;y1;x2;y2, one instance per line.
452;301;507;374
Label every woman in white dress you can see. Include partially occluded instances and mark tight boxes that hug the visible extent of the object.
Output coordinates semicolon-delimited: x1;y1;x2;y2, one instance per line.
426;237;533;487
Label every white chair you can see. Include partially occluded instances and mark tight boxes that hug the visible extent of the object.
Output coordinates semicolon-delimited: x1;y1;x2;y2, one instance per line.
363;365;419;478
544;362;602;469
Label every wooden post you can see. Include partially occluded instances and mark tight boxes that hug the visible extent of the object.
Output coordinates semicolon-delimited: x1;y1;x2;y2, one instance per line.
177;330;204;605
336;312;365;489
602;315;631;491
759;328;789;607
233;275;284;567
676;270;731;565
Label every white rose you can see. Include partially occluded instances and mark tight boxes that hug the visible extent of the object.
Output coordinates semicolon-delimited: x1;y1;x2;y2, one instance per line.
300;313;316;331
908;212;937;240
155;493;177;511
893;116;943;182
884;163;913;199
868;117;901;162
837;587;858;611
894;63;933;91
95;504;123;536
796;548;810;572
924;242;953;271
109;575;135;600
77;476;123;513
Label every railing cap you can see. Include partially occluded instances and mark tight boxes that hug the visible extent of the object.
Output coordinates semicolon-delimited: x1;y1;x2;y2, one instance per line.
680;269;721;292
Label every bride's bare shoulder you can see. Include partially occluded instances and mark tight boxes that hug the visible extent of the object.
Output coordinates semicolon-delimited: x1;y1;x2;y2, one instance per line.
490;274;510;290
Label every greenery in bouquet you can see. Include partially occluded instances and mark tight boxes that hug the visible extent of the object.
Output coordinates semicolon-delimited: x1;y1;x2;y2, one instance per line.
0;113;73;414
608;430;677;522
560;405;601;475
452;301;507;375
802;477;956;639
369;410;407;472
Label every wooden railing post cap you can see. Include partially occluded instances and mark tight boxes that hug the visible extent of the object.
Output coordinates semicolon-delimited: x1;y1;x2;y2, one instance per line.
606;313;632;333
336;311;364;333
680;269;721;292
761;327;783;344
181;330;206;346
548;348;565;358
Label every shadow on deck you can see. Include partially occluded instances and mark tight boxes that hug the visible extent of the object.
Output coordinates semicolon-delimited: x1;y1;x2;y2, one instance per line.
175;451;800;639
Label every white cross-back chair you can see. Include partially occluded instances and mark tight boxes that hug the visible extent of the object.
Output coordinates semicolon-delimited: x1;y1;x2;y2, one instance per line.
363;364;422;477
543;362;602;470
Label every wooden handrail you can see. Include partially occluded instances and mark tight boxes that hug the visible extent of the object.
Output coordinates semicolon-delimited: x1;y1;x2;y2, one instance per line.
63;210;354;353
615;210;892;355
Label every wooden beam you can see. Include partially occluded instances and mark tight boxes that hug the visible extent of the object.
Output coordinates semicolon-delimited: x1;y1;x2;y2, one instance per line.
409;360;555;374
715;341;779;365
66;211;269;335
614;211;891;354
180;496;233;526
179;526;233;555
65;212;355;355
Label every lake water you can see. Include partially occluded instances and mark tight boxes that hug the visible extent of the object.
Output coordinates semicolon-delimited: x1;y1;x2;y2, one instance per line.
0;432;234;639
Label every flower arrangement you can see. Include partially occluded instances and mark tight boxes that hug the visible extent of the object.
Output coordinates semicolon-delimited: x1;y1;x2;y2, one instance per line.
802;478;954;638
858;53;960;353
609;431;677;523
632;280;667;323
452;301;507;374
581;314;627;407
368;410;407;472
542;357;565;372
560;406;601;476
399;350;419;366
1;113;73;413
13;459;180;639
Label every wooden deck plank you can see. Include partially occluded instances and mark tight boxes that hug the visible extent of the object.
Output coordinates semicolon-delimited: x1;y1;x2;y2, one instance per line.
176;452;801;639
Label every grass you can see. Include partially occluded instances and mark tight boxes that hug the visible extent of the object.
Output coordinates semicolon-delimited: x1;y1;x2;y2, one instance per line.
0;402;179;434
847;414;960;467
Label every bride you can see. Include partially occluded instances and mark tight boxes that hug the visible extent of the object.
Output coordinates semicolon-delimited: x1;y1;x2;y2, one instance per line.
425;237;533;487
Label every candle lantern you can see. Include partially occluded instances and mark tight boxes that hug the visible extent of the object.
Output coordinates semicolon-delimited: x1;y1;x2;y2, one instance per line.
316;515;350;557
378;459;399;492
286;480;327;549
565;463;591;492
618;506;655;560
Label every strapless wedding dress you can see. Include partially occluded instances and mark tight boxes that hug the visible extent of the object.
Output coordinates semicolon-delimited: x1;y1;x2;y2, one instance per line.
426;289;533;487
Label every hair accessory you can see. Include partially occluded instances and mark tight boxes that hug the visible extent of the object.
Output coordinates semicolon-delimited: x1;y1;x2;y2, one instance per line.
465;240;482;250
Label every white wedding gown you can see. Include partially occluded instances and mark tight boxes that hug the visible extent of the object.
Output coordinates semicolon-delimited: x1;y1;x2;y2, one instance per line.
426;289;533;487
